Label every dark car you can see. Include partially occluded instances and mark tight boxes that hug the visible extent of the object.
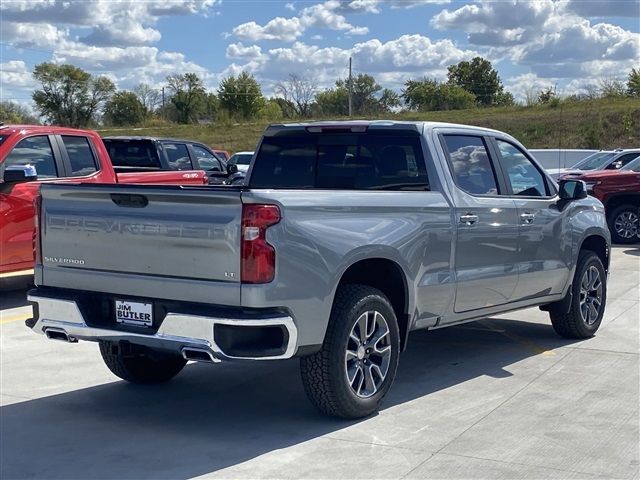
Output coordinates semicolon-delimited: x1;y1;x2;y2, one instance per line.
102;136;244;185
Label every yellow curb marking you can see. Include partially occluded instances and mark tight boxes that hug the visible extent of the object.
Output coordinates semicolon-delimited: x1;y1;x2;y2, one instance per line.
0;313;31;325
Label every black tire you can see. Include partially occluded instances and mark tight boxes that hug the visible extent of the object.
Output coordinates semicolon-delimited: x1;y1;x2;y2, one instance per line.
99;342;187;384
550;250;607;339
608;204;640;244
300;285;400;419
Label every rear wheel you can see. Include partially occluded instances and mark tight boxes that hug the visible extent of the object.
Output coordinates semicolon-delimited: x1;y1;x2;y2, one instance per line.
300;285;400;419
99;342;187;384
550;250;607;339
608;204;639;244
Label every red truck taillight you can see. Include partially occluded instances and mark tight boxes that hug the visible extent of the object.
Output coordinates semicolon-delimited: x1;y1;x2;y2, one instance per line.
33;194;42;265
241;204;281;284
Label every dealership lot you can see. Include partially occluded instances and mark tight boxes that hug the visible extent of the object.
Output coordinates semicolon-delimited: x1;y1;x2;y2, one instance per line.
1;246;638;479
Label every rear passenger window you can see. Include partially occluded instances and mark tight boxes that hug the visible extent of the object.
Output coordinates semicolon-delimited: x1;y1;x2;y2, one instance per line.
250;134;429;191
3;136;58;178
164;143;193;170
496;140;548;197
62;136;97;177
442;135;498;195
104;140;161;169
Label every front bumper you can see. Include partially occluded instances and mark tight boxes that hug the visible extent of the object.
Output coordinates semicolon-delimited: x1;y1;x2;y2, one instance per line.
28;293;298;362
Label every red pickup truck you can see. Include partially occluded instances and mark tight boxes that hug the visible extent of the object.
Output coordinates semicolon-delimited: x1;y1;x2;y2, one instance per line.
0;125;208;277
562;156;640;244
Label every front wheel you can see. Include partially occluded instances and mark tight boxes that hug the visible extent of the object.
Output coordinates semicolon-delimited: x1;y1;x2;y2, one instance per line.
99;342;187;384
608;204;639;244
550;250;607;339
300;285;400;419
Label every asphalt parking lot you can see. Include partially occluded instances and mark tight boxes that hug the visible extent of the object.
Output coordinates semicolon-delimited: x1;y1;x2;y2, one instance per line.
1;246;638;480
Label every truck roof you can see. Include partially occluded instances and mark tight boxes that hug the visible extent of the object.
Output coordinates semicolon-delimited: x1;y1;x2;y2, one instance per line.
102;136;206;144
264;120;505;136
0;124;98;136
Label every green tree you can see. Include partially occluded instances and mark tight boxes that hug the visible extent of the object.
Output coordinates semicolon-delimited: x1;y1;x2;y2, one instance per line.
258;98;284;120
537;87;555;104
314;88;349;116
315;74;398;116
166;72;206;124
32;62;115;127
447;57;507;107
379;88;401;112
599;76;626;98
133;83;161;118
402;78;476;111
0;101;40;124
103;91;146;126
628;68;640;96
274;74;316;117
218;71;265;119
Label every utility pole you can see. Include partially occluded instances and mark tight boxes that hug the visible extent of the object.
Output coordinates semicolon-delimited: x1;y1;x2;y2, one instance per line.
348;56;353;117
161;87;165;120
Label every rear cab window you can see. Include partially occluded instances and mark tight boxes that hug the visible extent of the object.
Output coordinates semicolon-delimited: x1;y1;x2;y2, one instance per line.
250;133;429;191
104;139;162;170
61;135;98;177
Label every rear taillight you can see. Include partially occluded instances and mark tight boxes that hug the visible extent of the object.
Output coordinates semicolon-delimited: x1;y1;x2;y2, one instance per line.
241;204;281;284
33;194;42;265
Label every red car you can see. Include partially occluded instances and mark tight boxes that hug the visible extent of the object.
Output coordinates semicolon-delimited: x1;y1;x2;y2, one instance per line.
562;156;640;243
213;149;231;161
0;124;208;278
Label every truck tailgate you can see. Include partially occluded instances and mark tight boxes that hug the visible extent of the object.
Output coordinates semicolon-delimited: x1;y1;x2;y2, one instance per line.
38;183;242;305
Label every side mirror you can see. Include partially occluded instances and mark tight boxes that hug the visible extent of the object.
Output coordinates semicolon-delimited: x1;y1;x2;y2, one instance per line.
2;165;38;184
227;163;238;175
559;179;588;200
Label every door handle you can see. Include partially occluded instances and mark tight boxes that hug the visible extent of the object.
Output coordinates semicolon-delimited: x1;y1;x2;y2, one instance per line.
110;193;148;208
520;212;535;224
459;213;479;225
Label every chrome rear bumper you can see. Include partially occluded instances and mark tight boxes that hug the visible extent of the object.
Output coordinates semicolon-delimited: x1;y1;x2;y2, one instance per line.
28;294;298;361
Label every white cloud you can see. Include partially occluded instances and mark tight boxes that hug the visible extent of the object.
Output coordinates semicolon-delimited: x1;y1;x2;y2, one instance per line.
431;0;639;80
504;73;555;102
220;35;478;92
0;0;219;47
0;60;34;89
285;2;296;11
232;0;369;42
226;43;265;61
0;22;68;49
232;18;304;42
565;0;640;18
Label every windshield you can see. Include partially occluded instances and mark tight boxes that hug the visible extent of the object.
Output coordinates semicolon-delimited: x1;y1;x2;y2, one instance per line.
0;135;8;146
229;153;253;165
621;156;640;172
572;152;615;170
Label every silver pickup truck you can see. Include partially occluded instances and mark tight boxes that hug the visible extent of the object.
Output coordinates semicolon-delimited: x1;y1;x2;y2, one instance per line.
28;121;611;418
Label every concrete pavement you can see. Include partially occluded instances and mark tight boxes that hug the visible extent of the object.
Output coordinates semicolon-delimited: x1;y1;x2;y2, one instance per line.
1;246;638;479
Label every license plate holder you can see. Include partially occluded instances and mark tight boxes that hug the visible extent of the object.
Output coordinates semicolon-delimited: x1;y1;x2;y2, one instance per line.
114;299;153;327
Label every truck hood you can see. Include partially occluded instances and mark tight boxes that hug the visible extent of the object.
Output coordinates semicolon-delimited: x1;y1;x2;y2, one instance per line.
562;170;634;181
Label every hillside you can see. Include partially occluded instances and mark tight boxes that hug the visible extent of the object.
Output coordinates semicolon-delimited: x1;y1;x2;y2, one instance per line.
98;97;640;154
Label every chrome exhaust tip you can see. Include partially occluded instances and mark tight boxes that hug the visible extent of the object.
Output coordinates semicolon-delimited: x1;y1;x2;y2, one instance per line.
181;347;219;363
45;328;78;343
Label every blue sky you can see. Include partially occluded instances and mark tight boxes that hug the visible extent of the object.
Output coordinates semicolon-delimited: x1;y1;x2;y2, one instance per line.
1;0;639;108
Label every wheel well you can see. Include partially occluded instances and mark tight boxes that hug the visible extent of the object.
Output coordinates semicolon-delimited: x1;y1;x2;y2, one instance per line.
338;258;410;350
605;194;640;214
580;235;609;272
